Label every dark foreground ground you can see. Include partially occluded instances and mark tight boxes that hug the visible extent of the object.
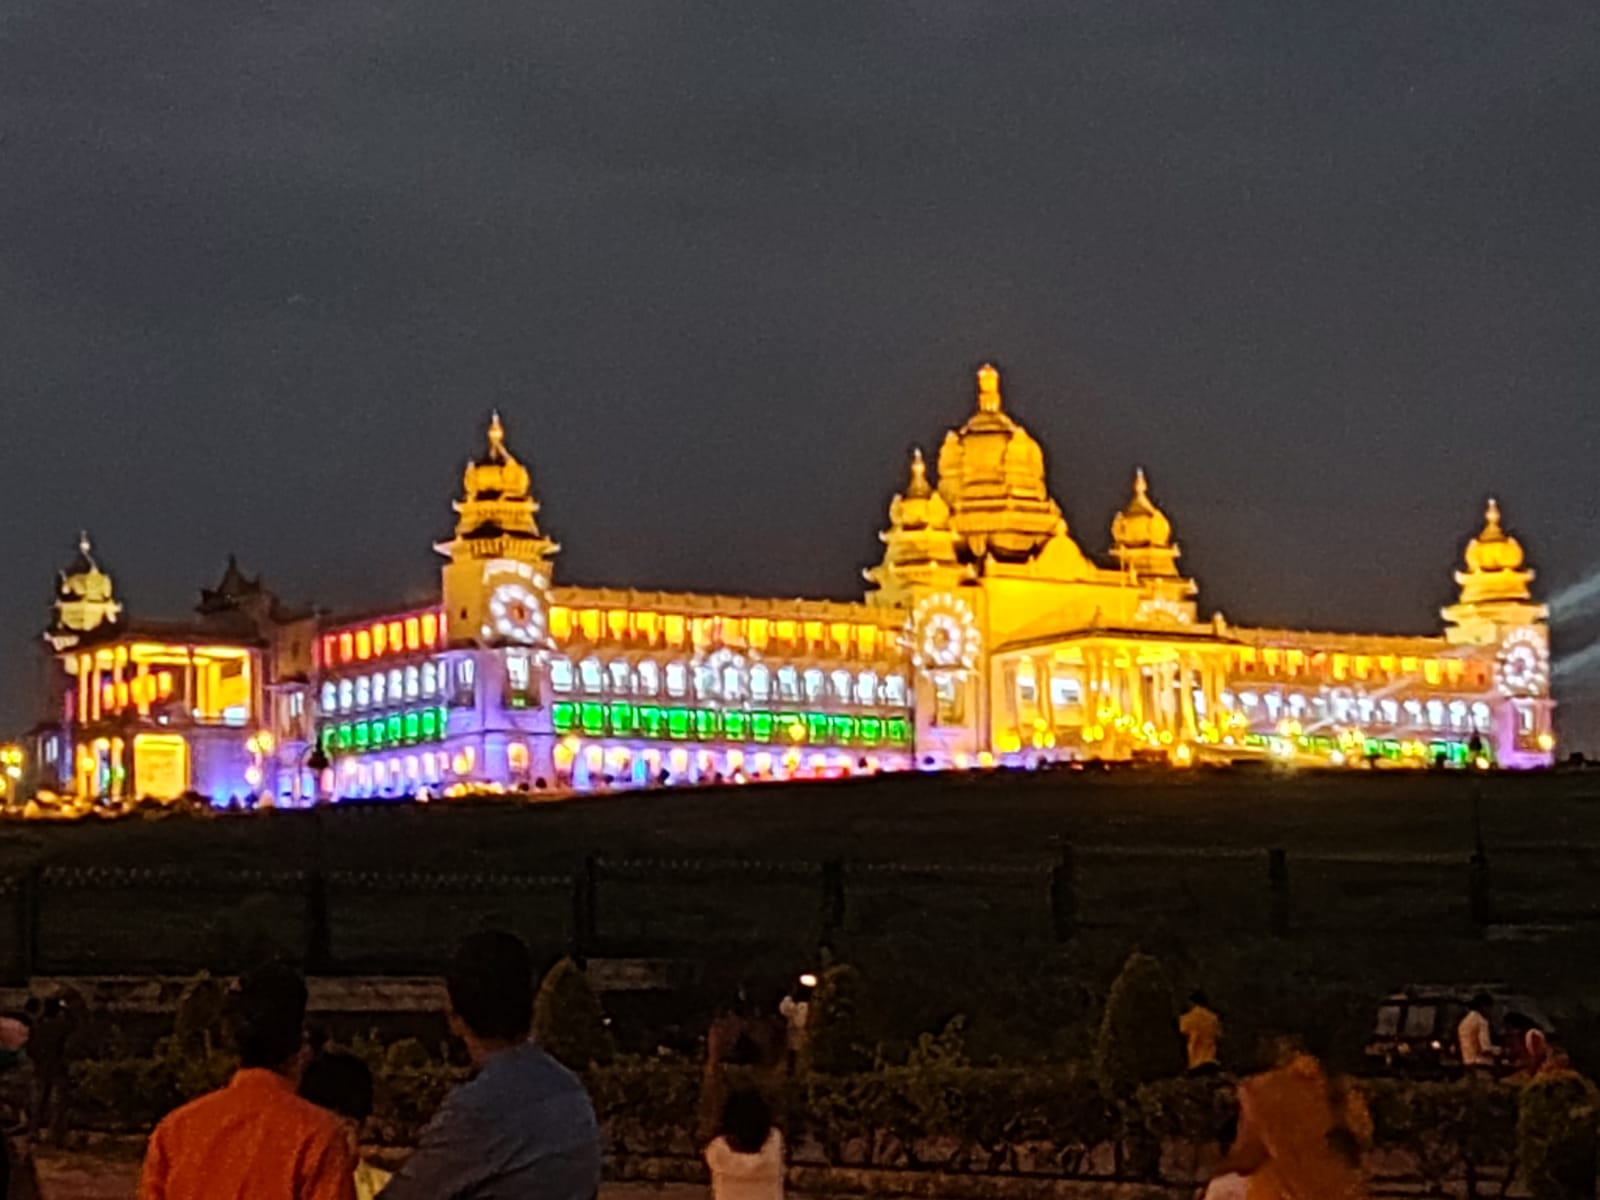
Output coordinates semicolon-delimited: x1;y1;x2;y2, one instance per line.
4;767;1600;1065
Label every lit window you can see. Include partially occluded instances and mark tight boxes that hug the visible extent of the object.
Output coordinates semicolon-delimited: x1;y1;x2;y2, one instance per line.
1471;702;1491;732
1427;700;1445;728
507;654;531;692
1288;693;1307;717
1049;674;1081;708
508;742;530;773
356;677;371;709
1220;690;1236;710
694;664;717;699
1265;692;1283;719
355;630;372;661
420;613;439;646
831;670;852;703
750;664;771;701
1449;700;1468;731
289;693;304;718
609;660;632;694
1015;662;1038;706
884;674;907;705
550;657;574;693
804;669;825;702
722;666;745;700
665;661;688;697
338;680;354;712
320;683;336;714
1380;699;1399;725
405;666;420;700
1192;689;1208;716
856;671;878;705
1424;660;1442;685
457;658;475;689
580;658;604;694
637;660;660;696
421;662;438;696
778;666;800;701
1240;691;1259;709
372;673;386;706
372;623;388;656
1517;703;1535;734
389;669;403;701
1404;699;1423;723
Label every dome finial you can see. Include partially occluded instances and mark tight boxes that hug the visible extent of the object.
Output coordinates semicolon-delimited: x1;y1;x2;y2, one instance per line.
78;529;91;557
488;410;505;453
1133;467;1149;498
1484;496;1502;534
906;447;932;498
976;363;1002;413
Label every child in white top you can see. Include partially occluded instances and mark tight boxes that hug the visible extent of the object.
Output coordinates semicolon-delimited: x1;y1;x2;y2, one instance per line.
704;1088;784;1200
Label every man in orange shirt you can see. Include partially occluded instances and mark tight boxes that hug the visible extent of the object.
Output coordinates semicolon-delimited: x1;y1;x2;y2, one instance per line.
140;963;355;1200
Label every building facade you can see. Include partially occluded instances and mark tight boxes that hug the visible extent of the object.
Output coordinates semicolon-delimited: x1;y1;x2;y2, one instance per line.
31;367;1555;806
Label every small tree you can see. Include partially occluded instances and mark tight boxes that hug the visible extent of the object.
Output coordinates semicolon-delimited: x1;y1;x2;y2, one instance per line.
1095;951;1183;1099
804;964;872;1074
534;958;614;1071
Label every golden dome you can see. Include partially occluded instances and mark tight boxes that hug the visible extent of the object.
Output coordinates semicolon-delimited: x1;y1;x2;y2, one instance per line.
888;448;951;532
461;412;532;501
1111;468;1172;550
936;364;1064;560
1456;498;1533;605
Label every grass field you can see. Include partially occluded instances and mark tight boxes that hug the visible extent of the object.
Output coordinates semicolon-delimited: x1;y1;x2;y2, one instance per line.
6;767;1600;1064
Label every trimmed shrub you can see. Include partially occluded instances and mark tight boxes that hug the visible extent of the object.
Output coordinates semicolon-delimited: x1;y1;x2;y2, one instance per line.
534;957;615;1071
1095;952;1183;1099
1518;1074;1599;1200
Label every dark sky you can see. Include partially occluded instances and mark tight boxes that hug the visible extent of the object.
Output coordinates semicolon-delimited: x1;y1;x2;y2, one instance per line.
4;2;1600;743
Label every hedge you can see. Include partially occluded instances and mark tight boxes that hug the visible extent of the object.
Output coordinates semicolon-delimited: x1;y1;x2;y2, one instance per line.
68;1052;1547;1190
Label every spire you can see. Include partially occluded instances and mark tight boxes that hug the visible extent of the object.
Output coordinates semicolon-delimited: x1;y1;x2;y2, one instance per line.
1133;468;1149;501
976;363;1002;414
906;447;932;499
78;530;92;559
487;410;506;457
1484;497;1503;537
1111;467;1180;578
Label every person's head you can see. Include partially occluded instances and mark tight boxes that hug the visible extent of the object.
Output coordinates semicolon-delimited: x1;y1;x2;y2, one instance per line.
299;1051;374;1127
1504;1011;1533;1035
445;930;535;1047
718;1088;774;1155
1470;992;1495;1016
1189;990;1210;1010
228;962;308;1072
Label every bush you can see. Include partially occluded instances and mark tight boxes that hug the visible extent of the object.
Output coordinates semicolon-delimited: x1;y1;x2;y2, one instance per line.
806;964;872;1074
1095;952;1182;1099
1368;1077;1517;1193
1518;1074;1599;1200
534;958;615;1071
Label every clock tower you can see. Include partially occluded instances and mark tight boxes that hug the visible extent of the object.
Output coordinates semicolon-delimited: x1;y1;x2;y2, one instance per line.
435;413;558;649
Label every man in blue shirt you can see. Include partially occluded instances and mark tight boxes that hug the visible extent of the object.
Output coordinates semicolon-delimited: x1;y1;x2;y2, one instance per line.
380;932;602;1200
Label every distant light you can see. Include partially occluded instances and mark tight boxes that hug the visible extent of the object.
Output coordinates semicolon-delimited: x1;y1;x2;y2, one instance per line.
799;973;818;988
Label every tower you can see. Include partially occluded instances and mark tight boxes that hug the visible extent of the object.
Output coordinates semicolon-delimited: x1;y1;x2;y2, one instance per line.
1110;469;1182;580
435;413;559;649
864;448;967;606
46;533;121;651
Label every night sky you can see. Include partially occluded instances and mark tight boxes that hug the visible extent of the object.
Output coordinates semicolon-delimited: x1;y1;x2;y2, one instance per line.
4;3;1599;744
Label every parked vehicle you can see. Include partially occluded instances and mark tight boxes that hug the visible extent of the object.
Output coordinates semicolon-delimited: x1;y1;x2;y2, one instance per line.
1364;984;1552;1076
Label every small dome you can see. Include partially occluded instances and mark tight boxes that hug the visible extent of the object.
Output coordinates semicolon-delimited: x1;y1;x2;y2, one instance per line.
57;532;115;604
1455;497;1534;606
888;448;951;532
1463;498;1525;574
462;412;532;501
1111;469;1172;550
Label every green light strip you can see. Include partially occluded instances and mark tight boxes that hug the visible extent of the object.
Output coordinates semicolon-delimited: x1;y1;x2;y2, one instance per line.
318;705;448;757
550;701;911;748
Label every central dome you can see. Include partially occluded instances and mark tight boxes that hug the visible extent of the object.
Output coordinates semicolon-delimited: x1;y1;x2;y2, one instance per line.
936;365;1064;560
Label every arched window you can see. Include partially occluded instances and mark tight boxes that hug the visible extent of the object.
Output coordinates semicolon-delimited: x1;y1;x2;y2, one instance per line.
405;665;420;700
803;669;825;702
778;666;800;701
372;672;386;706
1426;700;1445;729
855;671;878;705
666;661;688;697
355;677;371;709
694;663;717;699
320;682;336;715
831;670;852;704
609;660;632;695
549;657;574;693
750;664;771;701
421;661;438;696
389;669;404;702
1471;701;1491;732
722;665;745;701
884;674;907;706
338;680;354;712
579;658;604;694
637;660;660;696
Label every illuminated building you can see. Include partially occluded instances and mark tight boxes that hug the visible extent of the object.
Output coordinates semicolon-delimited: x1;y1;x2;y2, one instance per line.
33;367;1554;807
